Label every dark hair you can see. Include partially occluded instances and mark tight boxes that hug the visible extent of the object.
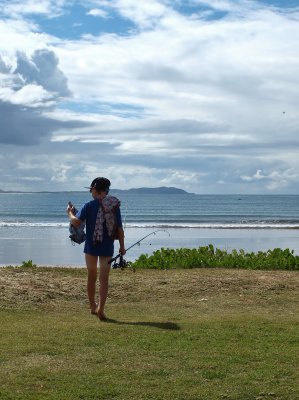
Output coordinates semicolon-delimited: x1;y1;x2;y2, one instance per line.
89;177;111;193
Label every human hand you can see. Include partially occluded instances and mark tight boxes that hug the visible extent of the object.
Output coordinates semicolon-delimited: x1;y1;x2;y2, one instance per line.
119;246;126;256
67;201;74;214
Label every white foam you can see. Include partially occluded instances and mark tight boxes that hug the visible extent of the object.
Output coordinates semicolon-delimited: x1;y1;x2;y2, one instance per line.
0;222;69;228
1;221;299;229
125;222;299;229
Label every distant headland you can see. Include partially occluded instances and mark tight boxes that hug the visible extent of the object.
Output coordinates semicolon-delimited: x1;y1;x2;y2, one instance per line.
112;186;191;194
0;186;192;194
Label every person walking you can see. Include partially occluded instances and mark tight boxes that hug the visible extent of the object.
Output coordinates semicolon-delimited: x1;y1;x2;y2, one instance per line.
67;177;126;320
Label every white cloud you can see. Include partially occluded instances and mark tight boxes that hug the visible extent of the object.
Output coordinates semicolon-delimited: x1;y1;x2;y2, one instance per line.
21;176;45;181
240;168;299;191
0;0;299;193
15;49;72;97
0;50;82;145
51;164;72;183
87;8;109;18
0;84;54;107
105;0;169;28
0;19;53;58
0;0;67;18
241;169;266;182
54;2;299;128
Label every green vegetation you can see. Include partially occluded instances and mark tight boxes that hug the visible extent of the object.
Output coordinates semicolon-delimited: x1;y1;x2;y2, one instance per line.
132;245;299;270
21;259;37;268
0;265;298;400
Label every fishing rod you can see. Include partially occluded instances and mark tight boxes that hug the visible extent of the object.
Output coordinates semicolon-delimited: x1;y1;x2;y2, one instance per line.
108;229;170;265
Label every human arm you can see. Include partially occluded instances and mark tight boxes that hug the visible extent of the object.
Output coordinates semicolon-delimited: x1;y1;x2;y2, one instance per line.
118;226;126;255
66;203;83;227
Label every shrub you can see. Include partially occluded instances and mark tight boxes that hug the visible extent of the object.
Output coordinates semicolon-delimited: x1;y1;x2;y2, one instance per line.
131;246;299;271
21;260;37;268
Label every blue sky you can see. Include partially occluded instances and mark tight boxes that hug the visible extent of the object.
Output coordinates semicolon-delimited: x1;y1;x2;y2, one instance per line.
0;0;299;193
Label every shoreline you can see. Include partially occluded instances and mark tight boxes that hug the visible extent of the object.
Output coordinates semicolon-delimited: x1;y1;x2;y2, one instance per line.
1;226;299;267
2;222;299;229
0;226;299;267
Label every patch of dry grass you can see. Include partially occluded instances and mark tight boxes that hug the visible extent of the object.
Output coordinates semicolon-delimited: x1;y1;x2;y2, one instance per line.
1;266;298;317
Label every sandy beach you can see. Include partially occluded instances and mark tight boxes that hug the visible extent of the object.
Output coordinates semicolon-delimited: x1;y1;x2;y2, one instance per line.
1;226;299;267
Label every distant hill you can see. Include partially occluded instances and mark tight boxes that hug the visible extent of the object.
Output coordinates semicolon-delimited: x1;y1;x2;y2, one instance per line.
0;187;192;194
113;186;191;194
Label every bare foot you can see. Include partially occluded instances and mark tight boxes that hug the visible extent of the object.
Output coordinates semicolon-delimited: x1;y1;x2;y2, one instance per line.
90;303;98;315
97;311;107;321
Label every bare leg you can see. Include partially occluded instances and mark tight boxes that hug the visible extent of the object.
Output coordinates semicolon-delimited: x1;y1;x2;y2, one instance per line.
98;256;111;320
85;253;98;314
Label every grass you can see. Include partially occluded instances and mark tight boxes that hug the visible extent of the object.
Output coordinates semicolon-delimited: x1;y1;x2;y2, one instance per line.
0;266;298;400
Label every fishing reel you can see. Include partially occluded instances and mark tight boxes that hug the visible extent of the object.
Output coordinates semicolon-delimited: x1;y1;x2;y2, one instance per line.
109;230;170;272
111;255;135;272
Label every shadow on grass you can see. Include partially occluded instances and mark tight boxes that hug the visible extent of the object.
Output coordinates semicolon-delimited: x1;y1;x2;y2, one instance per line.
103;318;181;330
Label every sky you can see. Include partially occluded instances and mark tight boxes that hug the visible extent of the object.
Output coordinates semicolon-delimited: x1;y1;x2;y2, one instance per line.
0;0;298;194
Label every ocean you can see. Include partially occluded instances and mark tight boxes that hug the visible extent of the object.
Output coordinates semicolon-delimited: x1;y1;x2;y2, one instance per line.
1;192;299;266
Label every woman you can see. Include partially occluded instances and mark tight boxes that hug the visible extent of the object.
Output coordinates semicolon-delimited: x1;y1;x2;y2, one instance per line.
67;177;126;320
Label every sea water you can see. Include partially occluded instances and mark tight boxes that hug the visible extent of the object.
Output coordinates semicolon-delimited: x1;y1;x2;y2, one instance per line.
0;192;299;266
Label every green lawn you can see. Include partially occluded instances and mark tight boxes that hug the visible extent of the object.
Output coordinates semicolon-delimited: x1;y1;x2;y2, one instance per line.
0;267;298;400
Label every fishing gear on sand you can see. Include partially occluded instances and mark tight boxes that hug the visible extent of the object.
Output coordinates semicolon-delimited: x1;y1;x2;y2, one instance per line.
109;229;170;271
